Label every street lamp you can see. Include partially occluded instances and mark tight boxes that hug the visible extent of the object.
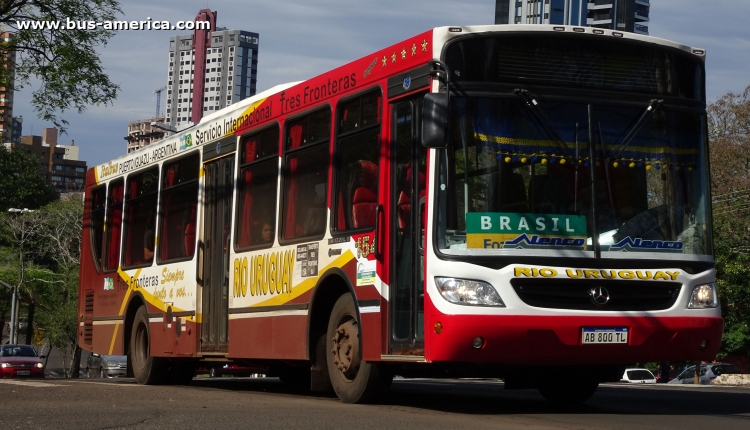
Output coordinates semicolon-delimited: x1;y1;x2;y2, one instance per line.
6;208;34;344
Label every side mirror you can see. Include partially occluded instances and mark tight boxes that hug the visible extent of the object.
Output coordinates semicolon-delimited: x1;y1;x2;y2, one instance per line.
422;93;449;148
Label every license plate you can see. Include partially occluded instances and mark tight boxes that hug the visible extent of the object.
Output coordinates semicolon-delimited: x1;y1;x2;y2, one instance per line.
582;327;628;344
17;370;30;376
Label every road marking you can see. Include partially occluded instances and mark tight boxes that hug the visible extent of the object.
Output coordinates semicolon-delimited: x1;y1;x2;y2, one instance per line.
0;380;60;388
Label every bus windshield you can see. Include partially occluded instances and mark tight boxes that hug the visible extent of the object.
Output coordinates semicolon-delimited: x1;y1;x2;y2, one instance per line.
436;96;712;260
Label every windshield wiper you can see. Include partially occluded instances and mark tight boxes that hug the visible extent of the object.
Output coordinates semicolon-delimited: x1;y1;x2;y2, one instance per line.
514;89;570;157
607;99;663;163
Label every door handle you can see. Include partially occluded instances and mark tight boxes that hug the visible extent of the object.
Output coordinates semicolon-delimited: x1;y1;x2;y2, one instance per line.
196;239;204;286
374;204;383;260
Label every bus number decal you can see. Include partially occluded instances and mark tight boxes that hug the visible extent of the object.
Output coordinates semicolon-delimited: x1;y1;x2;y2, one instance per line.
355;235;375;258
233;250;296;298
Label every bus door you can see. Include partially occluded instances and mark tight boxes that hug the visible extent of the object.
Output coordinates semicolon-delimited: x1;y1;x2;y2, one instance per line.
390;95;426;354
200;152;235;353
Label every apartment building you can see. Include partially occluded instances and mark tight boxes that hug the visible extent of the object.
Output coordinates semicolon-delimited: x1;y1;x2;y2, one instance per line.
495;0;650;34
165;9;259;130
125;116;166;153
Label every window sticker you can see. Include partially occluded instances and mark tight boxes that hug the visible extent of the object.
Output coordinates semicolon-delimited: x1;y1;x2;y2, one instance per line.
466;212;587;250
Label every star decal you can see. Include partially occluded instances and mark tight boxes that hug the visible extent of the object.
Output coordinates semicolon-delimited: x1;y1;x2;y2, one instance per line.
401;48;407;59
411;44;417;56
391;52;397;63
382;56;387;66
421;39;428;52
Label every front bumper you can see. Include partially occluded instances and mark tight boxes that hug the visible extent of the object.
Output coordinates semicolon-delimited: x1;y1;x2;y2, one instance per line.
0;368;45;378
426;314;723;365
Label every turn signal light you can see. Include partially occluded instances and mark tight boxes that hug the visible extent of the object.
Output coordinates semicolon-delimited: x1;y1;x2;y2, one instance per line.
434;322;443;335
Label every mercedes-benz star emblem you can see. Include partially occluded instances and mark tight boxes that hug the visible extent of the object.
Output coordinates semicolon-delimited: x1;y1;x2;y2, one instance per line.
589;286;610;306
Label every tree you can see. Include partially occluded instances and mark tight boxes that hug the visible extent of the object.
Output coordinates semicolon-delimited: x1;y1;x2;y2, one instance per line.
30;199;83;377
0;0;122;131
0;145;57;212
0;199;83;376
708;85;750;356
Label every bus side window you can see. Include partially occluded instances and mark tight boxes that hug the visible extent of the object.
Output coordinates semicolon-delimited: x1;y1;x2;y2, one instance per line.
89;185;107;273
236;125;280;249
123;167;159;268
104;179;124;272
158;153;200;262
282;107;331;241
334;89;382;232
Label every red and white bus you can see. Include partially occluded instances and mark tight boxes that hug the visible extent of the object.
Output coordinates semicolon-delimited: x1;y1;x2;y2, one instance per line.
79;25;722;403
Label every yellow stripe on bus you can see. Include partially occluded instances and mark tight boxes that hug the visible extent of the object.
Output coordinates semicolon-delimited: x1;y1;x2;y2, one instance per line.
249;249;357;308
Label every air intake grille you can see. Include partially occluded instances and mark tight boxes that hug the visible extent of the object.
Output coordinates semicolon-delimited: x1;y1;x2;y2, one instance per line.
511;278;681;311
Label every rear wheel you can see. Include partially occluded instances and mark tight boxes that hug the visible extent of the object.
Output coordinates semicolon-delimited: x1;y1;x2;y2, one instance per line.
538;379;599;405
130;306;167;384
326;293;392;404
86;367;92;379
209;367;218;378
99;367;104;379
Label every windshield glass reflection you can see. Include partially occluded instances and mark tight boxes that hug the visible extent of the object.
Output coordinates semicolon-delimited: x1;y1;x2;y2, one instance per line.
437;96;711;259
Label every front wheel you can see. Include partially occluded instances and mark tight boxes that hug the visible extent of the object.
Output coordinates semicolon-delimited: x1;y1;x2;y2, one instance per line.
538;379;599;405
130;306;167;384
99;367;105;379
326;293;392;404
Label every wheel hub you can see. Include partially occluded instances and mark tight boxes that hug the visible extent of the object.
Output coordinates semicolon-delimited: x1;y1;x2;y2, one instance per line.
331;319;360;379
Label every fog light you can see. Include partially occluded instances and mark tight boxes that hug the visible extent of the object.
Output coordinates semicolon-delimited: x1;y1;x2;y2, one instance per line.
434;322;443;335
471;336;485;350
699;340;708;350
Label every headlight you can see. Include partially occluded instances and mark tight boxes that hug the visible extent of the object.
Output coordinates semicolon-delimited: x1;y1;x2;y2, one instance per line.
35;363;44;369
435;277;505;306
0;363;8;368
688;283;719;309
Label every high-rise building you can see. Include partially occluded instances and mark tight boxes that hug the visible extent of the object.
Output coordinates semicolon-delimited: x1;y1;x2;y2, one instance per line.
495;0;649;35
165;9;259;130
0;31;16;143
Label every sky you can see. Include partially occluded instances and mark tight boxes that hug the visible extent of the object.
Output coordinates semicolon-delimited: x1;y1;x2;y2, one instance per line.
11;0;750;167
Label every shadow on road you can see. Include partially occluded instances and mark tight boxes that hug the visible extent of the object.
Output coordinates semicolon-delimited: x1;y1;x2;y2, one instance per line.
181;377;750;417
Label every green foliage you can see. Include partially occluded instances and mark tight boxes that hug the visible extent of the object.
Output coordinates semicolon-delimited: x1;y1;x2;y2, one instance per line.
0;199;82;374
708;86;750;357
714;251;750;355
0;145;57;212
0;0;122;131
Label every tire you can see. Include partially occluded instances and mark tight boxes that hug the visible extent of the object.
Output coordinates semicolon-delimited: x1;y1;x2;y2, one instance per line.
326;293;392;404
538;379;599;405
130;306;167;384
209;367;218;378
99;367;105;379
86;368;91;379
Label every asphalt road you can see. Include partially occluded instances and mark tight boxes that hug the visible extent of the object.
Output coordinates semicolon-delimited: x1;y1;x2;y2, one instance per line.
1;377;748;430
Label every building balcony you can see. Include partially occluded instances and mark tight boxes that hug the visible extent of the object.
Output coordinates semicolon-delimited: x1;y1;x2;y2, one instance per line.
588;1;613;10
634;24;649;35
588;18;613;25
635;0;650;6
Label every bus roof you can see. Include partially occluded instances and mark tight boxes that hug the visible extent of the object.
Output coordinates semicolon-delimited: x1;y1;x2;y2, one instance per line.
92;24;704;185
